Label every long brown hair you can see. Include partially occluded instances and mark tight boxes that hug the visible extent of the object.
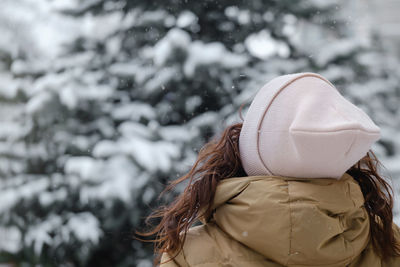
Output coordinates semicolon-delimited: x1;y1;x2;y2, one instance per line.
346;150;400;259
137;110;400;265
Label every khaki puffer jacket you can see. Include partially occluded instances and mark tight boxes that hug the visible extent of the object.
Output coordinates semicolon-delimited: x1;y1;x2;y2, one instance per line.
160;173;400;267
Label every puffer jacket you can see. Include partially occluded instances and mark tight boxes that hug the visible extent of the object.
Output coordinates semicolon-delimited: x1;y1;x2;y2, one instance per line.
160;173;400;267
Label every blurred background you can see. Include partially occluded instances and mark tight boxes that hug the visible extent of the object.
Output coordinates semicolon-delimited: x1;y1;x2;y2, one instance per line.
0;0;399;266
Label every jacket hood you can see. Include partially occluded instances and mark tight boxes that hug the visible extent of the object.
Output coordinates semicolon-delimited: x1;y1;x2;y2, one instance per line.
205;172;370;266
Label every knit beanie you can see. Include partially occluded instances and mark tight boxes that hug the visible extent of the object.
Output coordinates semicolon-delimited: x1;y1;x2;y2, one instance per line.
239;72;381;179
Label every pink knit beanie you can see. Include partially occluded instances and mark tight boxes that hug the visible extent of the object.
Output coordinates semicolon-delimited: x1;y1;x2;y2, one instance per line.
239;72;381;179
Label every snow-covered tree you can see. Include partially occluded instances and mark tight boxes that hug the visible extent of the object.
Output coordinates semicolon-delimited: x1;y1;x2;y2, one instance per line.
1;0;400;266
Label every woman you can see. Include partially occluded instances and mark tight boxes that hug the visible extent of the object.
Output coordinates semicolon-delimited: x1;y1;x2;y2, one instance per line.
139;73;400;266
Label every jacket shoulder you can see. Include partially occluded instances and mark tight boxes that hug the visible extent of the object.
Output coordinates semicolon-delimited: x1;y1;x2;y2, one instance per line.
159;224;215;267
160;222;282;267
